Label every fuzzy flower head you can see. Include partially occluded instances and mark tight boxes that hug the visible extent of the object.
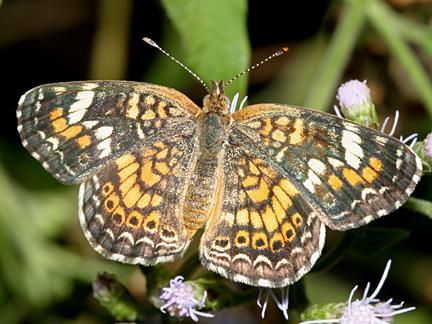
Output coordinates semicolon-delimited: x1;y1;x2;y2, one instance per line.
300;260;415;324
336;80;378;126
425;132;432;159
159;276;214;322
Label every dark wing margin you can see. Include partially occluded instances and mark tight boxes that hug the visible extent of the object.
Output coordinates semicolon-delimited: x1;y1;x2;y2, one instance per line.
17;81;200;184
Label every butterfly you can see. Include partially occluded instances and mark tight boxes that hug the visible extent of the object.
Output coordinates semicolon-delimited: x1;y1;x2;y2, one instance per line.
17;74;422;288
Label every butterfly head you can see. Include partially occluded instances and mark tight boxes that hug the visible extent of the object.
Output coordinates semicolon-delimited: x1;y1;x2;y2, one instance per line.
202;80;230;114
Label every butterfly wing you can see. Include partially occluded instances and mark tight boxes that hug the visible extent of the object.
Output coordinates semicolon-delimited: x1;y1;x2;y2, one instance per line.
200;144;325;287
200;103;421;287
230;104;422;231
17;81;200;184
80;133;199;265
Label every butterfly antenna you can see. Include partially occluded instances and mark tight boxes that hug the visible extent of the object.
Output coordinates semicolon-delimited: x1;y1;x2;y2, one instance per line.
143;37;210;92
225;47;289;87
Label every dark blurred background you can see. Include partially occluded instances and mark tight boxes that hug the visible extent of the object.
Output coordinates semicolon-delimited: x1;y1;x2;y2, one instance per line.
0;0;431;323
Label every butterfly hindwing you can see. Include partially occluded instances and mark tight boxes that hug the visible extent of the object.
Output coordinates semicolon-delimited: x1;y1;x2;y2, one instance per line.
80;133;199;265
200;144;325;288
17;81;200;184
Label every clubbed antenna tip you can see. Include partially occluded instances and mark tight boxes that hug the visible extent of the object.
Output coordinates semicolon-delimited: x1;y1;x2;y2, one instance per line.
225;46;289;87
143;37;158;48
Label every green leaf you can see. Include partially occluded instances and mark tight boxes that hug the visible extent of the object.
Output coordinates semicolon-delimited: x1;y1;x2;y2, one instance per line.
404;197;432;219
350;227;410;255
412;141;432;175
160;0;250;99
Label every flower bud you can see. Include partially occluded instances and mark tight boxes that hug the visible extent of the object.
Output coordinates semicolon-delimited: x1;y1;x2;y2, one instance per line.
336;80;379;126
92;273;138;322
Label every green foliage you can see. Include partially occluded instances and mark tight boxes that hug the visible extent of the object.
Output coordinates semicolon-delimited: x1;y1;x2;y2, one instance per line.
160;0;250;99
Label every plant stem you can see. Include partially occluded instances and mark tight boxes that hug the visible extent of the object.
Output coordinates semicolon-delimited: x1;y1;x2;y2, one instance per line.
379;3;432;56
367;0;432;118
303;0;367;110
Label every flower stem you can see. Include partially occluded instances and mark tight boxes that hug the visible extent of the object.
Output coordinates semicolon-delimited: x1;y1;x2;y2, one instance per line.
366;0;432;118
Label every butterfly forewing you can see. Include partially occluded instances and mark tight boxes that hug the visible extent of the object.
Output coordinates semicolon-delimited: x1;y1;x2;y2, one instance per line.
231;104;422;230
17;81;201;184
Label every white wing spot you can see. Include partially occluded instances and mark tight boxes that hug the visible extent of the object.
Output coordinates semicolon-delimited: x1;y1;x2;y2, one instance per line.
328;157;344;169
377;209;387;216
361;188;377;200
97;138;112;158
308;158;326;175
342;130;363;169
83;83;98;90
70;91;95;112
253;255;273;268
104;228;115;240
375;136;388;145
46;137;59;150
396;158;402;170
363;215;374;223
95;126;113;140
232;253;252;264
83;121;99;128
118;232;135;245
303;169;322;193
18;94;25;106
343;122;359;133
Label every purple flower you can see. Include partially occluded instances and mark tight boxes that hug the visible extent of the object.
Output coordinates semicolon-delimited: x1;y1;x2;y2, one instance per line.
337;80;372;111
257;286;289;320
425;132;432;158
300;260;415;324
335;80;378;126
159;276;214;322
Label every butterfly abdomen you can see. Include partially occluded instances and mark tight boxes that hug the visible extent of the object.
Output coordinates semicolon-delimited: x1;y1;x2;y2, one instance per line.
182;112;228;237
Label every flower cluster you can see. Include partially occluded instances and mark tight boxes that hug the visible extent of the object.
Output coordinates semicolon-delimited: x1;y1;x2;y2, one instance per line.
425;132;432;158
300;260;415;323
159;275;214;322
336;80;378;126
